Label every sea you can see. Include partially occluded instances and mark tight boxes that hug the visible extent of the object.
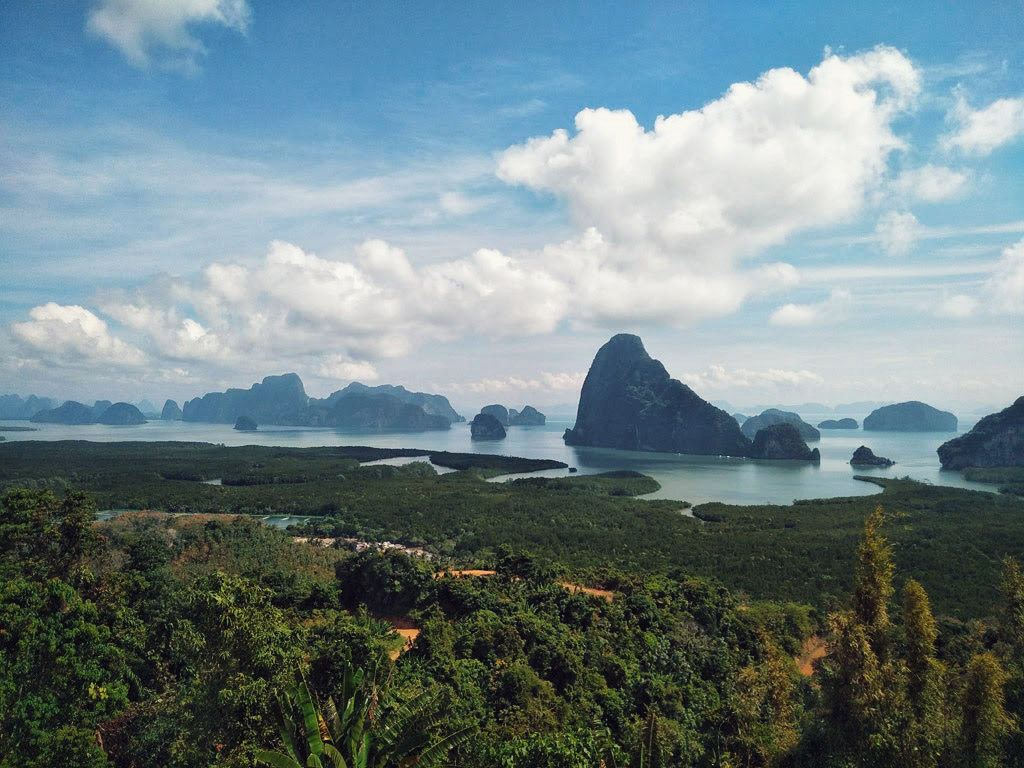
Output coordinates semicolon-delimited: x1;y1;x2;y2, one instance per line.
0;412;994;507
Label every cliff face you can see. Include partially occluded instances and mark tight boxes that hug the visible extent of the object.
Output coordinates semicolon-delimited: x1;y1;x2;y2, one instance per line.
749;423;820;461
938;396;1024;469
741;409;820;441
563;334;751;457
863;401;957;432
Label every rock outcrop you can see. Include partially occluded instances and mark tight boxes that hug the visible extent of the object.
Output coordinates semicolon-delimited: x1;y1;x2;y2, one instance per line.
748;423;820;461
234;415;258;431
480;404;510;427
98;402;147;425
470;412;506;440
850;445;894;467
0;394;57;419
819;418;859;430
938;396;1024;469
324;394;451;431
510;405;546;426
741;409;820;442
161;399;183;420
30;400;96;424
563;334;751;456
863;401;957;432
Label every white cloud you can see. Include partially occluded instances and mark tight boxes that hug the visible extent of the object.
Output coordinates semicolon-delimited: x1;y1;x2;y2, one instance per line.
943;94;1024;156
453;371;587;395
499;46;918;263
935;293;978;319
986;239;1024;313
317;356;380;383
11;303;146;367
770;288;853;326
681;364;824;391
892;164;970;202
875;211;920;256
87;0;250;71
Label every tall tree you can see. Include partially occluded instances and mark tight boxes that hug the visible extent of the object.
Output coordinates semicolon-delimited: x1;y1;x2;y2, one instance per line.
960;653;1014;768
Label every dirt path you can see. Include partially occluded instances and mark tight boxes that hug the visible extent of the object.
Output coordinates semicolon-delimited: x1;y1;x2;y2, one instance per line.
796;635;827;676
559;582;615;602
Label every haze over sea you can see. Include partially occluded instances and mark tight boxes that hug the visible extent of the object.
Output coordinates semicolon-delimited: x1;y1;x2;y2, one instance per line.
2;413;991;506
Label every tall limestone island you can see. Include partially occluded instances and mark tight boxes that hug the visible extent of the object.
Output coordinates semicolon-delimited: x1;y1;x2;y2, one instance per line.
863;401;957;432
563;334;751;457
161;399;183;420
937;396;1024;469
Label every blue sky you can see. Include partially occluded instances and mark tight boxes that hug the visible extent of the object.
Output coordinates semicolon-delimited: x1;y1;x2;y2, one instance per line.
1;0;1023;415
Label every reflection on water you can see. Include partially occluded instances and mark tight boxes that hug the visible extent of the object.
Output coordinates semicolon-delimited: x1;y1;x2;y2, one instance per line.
4;416;994;506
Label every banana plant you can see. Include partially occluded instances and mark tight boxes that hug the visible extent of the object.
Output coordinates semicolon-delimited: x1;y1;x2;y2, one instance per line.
257;660;475;768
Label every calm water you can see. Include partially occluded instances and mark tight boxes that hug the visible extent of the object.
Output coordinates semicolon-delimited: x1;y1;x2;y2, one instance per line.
1;415;992;506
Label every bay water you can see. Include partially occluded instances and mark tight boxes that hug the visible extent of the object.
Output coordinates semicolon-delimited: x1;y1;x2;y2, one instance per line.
1;415;992;506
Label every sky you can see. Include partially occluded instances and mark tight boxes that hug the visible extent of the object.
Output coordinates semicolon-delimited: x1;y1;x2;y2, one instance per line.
1;0;1023;416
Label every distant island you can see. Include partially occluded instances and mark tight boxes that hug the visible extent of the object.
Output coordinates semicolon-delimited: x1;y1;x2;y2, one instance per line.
182;374;462;431
29;400;146;425
863;401;957;432
564;334;816;460
0;394;57;420
741;409;820;442
478;403;546;426
819;418;859;430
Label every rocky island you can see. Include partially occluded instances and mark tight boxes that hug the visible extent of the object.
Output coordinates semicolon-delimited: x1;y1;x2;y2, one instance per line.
850;445;894;467
98;402;147;425
748;423;820;461
480;404;510;426
937;396;1024;469
234;415;258;431
819;418;859;430
564;334;754;457
30;400;99;424
182;375;459;430
863;401;957;432
161;399;183;420
741;409;820;441
510;405;546;426
470;412;506;440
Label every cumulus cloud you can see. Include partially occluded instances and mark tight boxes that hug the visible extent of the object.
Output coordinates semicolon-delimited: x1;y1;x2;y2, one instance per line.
875;211;920;256
892;164;970;202
451;372;587;396
986;239;1024;313
499;45;918;263
87;0;250;70
11;303;146;367
681;364;824;391
943;94;1024;156
770;288;852;326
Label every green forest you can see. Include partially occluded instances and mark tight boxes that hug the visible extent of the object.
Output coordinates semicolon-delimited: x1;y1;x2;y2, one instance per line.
3;441;1024;765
